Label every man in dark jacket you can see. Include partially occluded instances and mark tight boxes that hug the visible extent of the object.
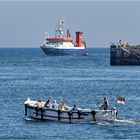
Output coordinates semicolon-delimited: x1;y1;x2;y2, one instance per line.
102;97;108;110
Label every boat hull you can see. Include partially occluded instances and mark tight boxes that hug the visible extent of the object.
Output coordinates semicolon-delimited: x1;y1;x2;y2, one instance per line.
25;104;116;123
40;46;88;56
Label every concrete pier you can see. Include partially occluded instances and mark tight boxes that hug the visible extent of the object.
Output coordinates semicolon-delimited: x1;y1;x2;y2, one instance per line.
110;43;140;65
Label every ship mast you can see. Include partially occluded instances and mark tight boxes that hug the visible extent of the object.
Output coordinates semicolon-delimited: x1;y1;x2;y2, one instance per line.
55;19;64;38
44;32;49;44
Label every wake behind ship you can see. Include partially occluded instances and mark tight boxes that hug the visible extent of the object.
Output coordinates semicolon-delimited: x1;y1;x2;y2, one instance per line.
40;20;88;56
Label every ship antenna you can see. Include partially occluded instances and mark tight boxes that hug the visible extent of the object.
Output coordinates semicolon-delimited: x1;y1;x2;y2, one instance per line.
55;19;64;38
45;32;49;39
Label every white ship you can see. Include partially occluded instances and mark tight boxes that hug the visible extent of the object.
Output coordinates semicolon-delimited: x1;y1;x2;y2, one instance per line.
40;20;88;56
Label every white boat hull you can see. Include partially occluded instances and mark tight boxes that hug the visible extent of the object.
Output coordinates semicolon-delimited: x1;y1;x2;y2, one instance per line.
25;103;117;123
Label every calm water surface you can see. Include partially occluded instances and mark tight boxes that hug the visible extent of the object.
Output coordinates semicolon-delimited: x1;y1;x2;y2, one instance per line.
0;48;140;139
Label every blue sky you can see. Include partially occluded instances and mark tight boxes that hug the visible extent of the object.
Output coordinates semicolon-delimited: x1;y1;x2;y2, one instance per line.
0;1;140;48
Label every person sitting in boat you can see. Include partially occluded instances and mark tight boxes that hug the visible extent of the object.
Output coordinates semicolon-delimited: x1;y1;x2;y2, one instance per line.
71;104;78;112
36;99;43;108
101;97;109;110
52;100;59;110
60;102;67;111
44;99;51;108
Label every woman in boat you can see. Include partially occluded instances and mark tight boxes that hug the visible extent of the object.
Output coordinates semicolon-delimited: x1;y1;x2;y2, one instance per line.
44;99;51;108
60;102;67;111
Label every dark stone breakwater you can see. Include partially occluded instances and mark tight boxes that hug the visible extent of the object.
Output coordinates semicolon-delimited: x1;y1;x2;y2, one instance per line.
110;43;140;65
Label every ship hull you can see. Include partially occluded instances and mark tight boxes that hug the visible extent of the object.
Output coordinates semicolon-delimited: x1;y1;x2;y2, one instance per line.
40;46;88;56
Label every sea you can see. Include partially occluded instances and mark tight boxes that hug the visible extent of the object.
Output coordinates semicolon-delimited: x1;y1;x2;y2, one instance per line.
0;48;140;139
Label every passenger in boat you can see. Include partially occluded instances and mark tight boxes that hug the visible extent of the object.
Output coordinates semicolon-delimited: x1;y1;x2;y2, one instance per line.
60;102;67;111
102;97;108;110
36;99;43;108
44;99;51;108
71;104;78;112
52;100;59;110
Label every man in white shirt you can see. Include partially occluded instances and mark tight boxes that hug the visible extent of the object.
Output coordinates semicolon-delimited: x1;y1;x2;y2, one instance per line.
53;100;59;110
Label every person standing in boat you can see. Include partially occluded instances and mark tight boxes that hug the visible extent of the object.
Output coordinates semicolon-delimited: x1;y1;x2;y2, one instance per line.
102;97;109;110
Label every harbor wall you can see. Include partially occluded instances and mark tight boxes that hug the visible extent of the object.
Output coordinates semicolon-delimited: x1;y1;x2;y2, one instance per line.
110;44;140;65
